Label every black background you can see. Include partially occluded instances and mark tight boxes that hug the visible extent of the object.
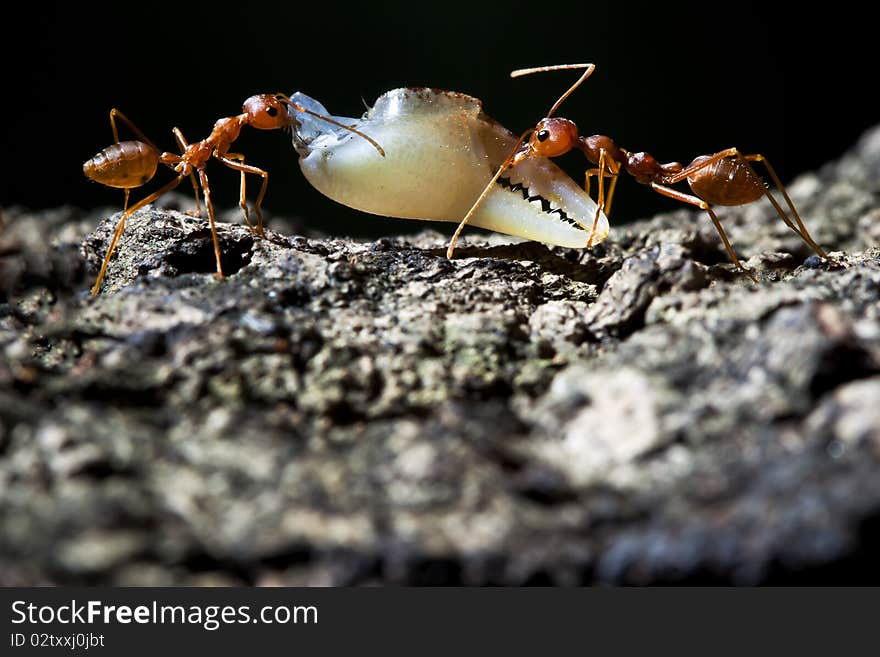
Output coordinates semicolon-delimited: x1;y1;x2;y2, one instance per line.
2;1;875;237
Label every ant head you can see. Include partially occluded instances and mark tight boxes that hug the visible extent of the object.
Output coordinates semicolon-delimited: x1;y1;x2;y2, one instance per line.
242;93;294;130
512;117;579;166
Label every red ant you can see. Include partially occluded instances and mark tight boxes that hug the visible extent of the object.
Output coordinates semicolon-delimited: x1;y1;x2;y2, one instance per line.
83;94;385;295
451;63;830;280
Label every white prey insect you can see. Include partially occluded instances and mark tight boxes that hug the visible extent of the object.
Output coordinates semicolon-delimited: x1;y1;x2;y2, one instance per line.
287;88;610;254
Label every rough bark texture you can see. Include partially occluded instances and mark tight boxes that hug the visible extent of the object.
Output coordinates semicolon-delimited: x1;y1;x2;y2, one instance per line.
2;127;879;585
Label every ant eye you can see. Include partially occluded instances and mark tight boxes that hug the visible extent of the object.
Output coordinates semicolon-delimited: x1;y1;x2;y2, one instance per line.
266;106;278;117
536;129;550;142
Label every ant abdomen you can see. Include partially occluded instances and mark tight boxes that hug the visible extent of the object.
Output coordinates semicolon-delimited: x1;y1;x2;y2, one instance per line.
686;154;764;207
84;140;159;189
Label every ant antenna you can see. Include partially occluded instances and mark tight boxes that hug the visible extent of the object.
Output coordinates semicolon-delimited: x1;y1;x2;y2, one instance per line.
510;63;596;118
446;63;595;259
286;99;386;157
446;129;533;259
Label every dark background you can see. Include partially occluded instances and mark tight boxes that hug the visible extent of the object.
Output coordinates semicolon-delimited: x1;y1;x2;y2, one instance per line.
2;1;874;237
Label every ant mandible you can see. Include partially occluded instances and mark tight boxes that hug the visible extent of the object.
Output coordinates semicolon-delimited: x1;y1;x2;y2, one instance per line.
84;94;385;295
450;63;830;280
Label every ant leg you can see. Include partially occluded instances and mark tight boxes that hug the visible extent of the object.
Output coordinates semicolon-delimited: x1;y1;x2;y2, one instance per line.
110;109;122;145
91;175;186;295
584;165;620;213
218;155;268;236
662;147;739;184
662;148;828;261
664;147;796;236
109;108;157;149
604;164;620;216
172;127;187;151
111;109;159;212
447;128;535;259
740;154;829;259
649;182;758;282
172;128;202;218
586;171;621;215
219;153;257;234
587;149;608;248
587;149;620;247
584;169;596;198
197;169;224;280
